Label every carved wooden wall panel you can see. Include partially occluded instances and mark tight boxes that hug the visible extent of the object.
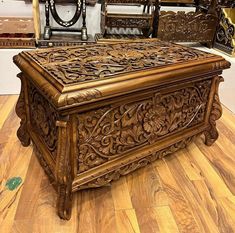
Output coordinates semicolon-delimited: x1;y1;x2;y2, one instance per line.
157;11;218;43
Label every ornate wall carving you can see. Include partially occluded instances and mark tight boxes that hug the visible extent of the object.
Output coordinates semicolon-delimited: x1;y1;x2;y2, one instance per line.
28;83;59;159
214;10;235;55
157;11;218;43
77;79;212;173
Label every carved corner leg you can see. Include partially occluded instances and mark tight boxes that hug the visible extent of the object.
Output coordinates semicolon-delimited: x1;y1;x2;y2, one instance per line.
204;76;224;146
16;74;30;147
58;182;73;220
56;118;73;220
204;124;219;146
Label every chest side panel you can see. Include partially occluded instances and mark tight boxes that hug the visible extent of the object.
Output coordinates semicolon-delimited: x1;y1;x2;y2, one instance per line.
77;78;212;173
28;81;59;160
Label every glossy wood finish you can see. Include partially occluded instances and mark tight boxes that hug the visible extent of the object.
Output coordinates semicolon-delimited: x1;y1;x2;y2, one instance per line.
13;39;230;220
1;96;235;232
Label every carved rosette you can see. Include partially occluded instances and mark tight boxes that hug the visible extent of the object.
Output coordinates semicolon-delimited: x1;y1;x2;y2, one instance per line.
204;76;224;146
28;83;59;159
15;74;30;147
77;135;197;190
77;79;212;173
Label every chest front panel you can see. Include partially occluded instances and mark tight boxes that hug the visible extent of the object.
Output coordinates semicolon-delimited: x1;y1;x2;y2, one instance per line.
76;78;212;173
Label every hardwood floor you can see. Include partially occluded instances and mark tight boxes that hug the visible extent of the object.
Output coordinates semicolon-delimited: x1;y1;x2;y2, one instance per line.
1;95;235;233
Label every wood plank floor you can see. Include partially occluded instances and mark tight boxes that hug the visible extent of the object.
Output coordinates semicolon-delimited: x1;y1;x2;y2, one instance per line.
1;95;235;233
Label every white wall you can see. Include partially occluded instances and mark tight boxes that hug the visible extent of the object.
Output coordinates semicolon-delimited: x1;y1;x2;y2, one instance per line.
196;47;235;114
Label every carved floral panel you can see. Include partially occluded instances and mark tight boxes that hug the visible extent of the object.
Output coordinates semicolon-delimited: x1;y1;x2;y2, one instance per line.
28;83;58;159
77;79;211;173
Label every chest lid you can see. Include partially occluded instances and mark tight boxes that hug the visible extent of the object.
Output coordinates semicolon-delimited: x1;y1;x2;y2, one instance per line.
14;39;230;110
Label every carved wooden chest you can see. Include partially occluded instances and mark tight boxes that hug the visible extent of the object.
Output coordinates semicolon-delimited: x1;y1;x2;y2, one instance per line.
13;39;230;220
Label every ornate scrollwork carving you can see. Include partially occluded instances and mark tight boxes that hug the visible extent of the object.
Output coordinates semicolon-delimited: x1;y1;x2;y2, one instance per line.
157;11;218;43
25;41;214;85
15;74;30;147
28;83;58;159
204;76;224;146
77;135;197;190
214;10;235;55
77;79;211;173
